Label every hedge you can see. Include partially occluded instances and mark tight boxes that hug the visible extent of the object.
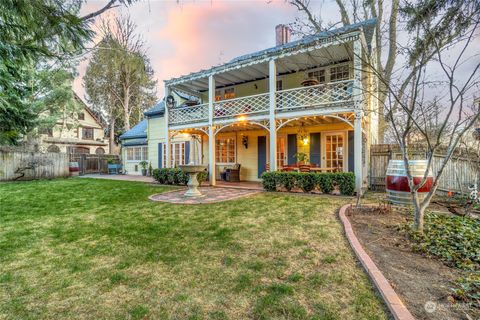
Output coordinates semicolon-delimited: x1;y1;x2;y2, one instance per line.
152;168;207;186
261;171;355;196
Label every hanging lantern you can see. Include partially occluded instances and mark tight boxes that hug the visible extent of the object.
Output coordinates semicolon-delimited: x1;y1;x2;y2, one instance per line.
297;124;309;146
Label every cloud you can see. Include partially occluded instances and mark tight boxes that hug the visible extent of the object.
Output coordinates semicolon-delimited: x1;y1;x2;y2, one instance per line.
74;0;297;100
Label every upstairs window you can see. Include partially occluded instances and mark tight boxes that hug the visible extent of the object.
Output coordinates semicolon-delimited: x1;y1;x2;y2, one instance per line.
78;112;85;120
224;88;235;99
82;127;94;140
276;79;283;91
307;69;326;83
330;65;350;82
40;128;53;137
215;90;222;101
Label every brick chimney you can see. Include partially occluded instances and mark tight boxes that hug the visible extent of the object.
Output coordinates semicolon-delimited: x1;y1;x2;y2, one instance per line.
275;24;291;46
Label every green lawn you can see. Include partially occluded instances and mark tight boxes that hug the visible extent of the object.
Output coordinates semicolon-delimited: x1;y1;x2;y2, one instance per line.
0;178;387;320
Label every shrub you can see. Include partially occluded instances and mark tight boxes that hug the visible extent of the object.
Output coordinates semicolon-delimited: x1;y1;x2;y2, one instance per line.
333;172;355;196
152;168;189;185
315;173;333;194
197;171;208;185
261;172;276;191
296;173;316;193
260;171;355;196
276;172;296;191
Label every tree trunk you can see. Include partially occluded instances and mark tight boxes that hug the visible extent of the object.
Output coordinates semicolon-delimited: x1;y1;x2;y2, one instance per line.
412;191;426;233
123;86;130;131
109;118;115;154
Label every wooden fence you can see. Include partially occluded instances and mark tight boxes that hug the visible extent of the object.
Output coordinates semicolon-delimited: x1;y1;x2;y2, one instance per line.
0;149;69;181
369;144;480;193
69;154;120;175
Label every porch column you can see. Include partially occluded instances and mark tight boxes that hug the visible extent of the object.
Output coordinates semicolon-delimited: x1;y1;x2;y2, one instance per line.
354;111;363;195
268;59;277;172
164;85;171;168
208;75;216;186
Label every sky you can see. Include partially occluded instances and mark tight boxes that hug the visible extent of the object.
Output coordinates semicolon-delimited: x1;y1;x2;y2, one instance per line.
75;0;341;101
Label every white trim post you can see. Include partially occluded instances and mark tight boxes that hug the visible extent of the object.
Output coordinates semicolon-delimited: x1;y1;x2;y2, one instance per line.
268;59;277;172
164;85;171;168
353;36;364;195
354;111;363;195
208;75;216;186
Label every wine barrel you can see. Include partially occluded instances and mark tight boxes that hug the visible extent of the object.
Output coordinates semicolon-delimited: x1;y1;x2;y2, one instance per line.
386;160;433;205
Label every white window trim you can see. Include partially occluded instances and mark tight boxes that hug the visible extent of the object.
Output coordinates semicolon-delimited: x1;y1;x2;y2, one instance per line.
307;62;352;83
125;146;148;163
215;136;236;165
321;131;348;171
162;141;187;168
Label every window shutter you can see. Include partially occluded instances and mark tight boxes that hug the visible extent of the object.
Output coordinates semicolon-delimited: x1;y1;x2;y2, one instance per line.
158;143;163;168
287;134;297;165
185;141;190;164
309;133;321;166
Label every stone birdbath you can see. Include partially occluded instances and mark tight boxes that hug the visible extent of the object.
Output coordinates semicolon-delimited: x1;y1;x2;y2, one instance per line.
178;164;208;198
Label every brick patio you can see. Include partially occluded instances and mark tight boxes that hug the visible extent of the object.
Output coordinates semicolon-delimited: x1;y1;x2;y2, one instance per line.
149;187;262;204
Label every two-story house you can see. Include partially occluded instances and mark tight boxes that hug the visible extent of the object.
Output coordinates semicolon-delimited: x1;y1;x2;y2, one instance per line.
40;94;111;155
122;19;379;192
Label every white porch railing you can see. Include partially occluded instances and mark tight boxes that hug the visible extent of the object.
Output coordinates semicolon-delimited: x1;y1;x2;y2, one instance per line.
276;80;354;112
169;103;209;125
213;92;269;119
168;80;354;125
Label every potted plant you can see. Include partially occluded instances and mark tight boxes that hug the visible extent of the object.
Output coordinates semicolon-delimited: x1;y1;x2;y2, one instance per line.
294;152;309;165
139;161;148;176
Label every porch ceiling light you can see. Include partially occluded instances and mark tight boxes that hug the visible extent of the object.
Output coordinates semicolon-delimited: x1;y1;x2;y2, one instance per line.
297;124;309;146
237;115;246;122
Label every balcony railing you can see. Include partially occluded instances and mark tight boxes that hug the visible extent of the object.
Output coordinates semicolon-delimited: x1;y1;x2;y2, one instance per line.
214;92;269;119
276;80;354;112
167;80;354;126
169;103;209;125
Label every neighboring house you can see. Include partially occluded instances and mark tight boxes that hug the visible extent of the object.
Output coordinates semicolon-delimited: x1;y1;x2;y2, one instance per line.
133;20;379;192
39;94;110;155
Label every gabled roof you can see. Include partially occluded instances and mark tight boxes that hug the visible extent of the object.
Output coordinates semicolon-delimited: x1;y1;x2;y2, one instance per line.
165;19;376;87
119;119;147;140
144;100;165;117
73;92;106;128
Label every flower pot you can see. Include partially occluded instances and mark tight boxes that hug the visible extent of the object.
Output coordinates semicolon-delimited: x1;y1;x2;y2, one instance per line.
141;169;147;176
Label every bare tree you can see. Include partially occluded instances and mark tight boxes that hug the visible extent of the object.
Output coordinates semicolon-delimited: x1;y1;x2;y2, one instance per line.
288;0;399;143
80;0;137;21
358;1;479;232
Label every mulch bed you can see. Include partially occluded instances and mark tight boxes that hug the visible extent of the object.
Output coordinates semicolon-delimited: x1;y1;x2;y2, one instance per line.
346;206;479;320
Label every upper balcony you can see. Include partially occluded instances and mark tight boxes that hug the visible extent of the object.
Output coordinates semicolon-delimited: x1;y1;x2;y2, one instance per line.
168;79;355;127
165;19;375;128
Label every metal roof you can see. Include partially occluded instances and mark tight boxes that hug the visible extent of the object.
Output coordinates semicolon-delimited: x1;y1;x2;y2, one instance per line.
119;119;147;140
165;19;376;90
122;138;148;146
144;101;165;117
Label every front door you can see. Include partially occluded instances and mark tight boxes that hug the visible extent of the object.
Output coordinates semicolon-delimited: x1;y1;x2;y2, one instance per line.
323;133;345;170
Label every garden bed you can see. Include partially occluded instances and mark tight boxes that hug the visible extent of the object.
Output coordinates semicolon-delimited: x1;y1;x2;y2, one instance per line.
347;207;479;320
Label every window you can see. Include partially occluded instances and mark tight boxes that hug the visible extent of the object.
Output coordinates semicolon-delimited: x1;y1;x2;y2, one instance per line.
78;112;85;120
126;146;148;161
40;128;53;137
47;144;60;153
215;90;222;101
162;142;186;167
330;65;350;82
276;80;283;91
224;88;235;99
82;127;94;140
69;146;90;154
216;138;235;163
276;136;286;168
307;69;326;83
95;147;105;155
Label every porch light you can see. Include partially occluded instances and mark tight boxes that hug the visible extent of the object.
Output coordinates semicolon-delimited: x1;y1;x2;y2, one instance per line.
237;115;246;122
297;124;309;145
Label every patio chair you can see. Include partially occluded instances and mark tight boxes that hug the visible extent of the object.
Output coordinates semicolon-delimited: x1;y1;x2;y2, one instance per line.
225;164;241;182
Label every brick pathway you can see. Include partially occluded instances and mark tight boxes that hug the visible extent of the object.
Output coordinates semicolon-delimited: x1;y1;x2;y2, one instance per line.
149;187;262;204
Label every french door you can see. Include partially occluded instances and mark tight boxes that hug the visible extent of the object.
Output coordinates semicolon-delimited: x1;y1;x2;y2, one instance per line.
324;133;344;170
